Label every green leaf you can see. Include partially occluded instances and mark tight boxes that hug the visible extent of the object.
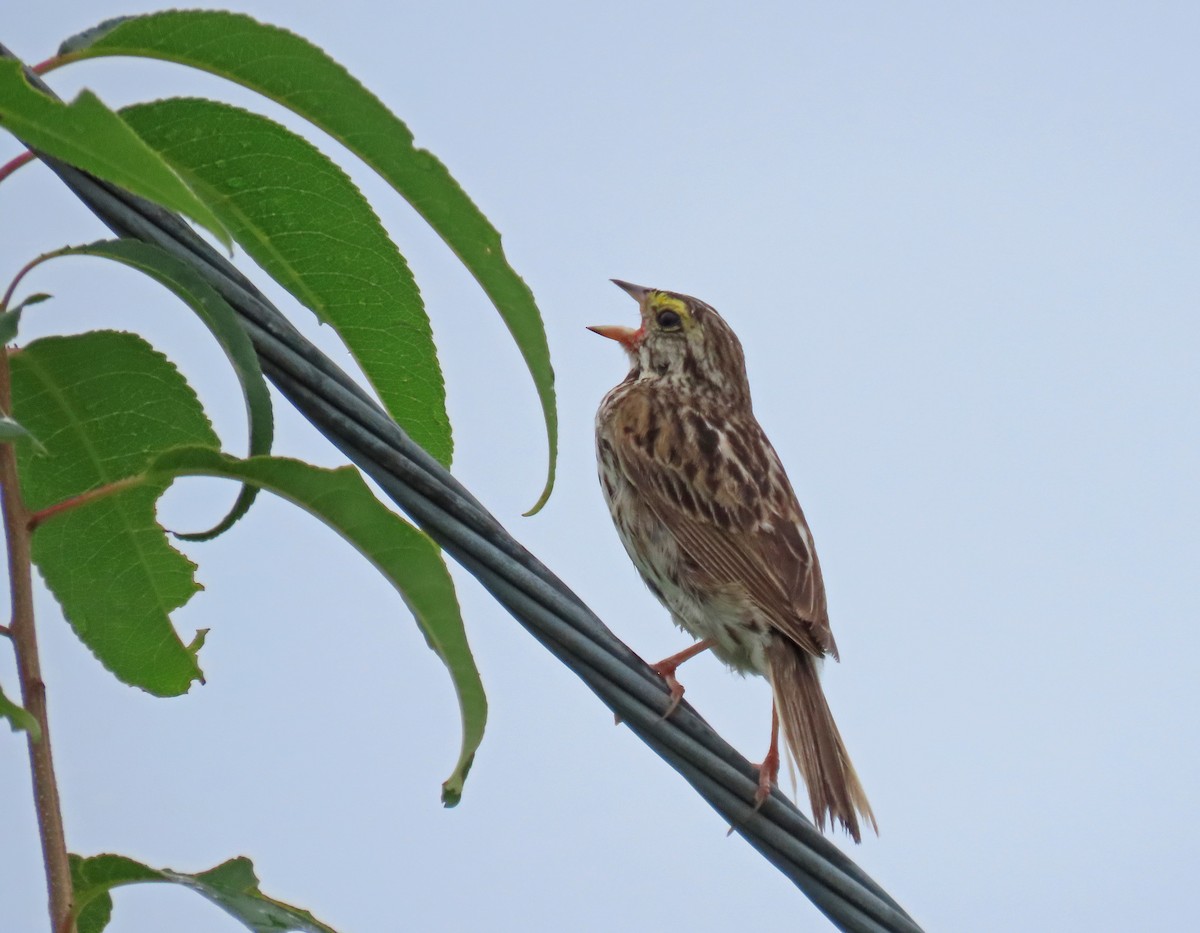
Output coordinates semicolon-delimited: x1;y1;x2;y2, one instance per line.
51;239;274;540
71;853;339;933
13;292;52;311
0;59;231;250
0;414;44;452
149;446;486;804
58;9;557;512
0;415;28;440
118;97;450;468
0;313;17;345
11;332;219;695
0;681;41;741
0;293;51;343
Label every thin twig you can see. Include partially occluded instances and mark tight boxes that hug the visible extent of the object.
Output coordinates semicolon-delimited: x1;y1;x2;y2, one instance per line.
1;246;69;314
0;150;35;185
26;476;142;531
0;346;75;932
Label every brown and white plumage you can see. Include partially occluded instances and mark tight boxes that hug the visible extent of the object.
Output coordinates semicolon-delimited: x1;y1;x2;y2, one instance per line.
591;280;876;842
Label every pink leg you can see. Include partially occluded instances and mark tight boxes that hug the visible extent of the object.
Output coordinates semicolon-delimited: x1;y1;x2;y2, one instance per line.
754;703;781;808
649;638;715;718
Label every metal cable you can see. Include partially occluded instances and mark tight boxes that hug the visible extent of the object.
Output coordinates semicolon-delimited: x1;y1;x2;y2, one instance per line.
1;44;923;933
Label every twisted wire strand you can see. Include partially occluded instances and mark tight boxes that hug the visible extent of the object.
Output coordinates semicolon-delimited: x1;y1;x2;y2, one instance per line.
1;44;923;933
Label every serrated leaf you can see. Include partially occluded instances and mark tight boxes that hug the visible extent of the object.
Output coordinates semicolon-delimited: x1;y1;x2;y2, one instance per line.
57;9;557;512
0;59;230;249
71;853;338;933
52;239;273;540
0;681;41;740
118;98;450;468
11;332;219;695
149;446;486;803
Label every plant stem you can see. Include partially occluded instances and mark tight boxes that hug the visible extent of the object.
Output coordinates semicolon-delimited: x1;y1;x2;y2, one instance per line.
0;150;35;185
0;347;74;932
1;248;64;314
27;476;141;531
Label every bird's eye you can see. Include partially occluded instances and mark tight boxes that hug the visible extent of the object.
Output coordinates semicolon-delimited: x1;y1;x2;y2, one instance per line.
656;309;682;330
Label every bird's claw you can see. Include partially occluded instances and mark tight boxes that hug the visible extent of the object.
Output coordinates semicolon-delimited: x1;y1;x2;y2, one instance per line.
723;755;780;837
753;748;780;810
649;662;686;719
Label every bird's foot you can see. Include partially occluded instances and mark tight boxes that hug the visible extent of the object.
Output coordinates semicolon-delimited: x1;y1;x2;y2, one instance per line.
648;660;686;719
753;744;781;809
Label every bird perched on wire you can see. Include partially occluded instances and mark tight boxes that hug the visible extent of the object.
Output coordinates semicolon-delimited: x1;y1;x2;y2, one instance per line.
589;280;876;843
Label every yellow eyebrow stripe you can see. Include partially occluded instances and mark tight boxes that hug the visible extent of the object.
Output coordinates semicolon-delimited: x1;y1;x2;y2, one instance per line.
649;293;689;316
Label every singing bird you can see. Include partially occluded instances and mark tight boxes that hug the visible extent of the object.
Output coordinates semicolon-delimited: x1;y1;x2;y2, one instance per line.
590;280;876;842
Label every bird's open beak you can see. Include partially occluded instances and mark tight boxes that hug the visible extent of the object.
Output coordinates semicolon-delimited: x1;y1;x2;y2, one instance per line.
588;279;651;348
586;324;642;349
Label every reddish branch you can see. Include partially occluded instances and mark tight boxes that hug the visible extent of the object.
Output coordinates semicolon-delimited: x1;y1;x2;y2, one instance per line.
0;151;35;185
27;477;141;531
0;347;75;932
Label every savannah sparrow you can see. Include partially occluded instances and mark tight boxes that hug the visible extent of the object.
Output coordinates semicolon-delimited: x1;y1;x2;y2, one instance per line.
590;280;876;843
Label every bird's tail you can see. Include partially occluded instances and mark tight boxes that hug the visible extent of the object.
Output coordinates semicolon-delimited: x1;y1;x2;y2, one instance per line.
767;638;877;843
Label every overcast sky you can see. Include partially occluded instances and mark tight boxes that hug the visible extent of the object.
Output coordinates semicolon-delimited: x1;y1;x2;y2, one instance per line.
2;3;1198;931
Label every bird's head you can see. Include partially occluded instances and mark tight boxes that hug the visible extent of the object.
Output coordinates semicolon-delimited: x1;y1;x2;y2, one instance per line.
588;280;750;403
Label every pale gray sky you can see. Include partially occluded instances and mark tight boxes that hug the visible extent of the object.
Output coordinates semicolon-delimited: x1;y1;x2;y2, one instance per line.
2;3;1198;931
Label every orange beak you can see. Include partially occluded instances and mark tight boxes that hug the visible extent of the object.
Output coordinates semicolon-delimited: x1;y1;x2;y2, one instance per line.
587;323;642;349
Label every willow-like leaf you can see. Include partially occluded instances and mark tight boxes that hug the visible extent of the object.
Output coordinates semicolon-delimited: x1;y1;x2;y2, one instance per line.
118;98;450;468
148;446;485;804
55;10;557;512
0;58;229;248
50;239;273;540
71;853;338;933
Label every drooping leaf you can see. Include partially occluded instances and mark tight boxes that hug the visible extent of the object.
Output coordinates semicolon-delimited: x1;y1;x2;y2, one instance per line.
71;853;338;933
0;681;40;740
149;446;486;804
11;332;218;695
0;58;230;249
51;239;273;539
56;10;557;511
119;98;450;467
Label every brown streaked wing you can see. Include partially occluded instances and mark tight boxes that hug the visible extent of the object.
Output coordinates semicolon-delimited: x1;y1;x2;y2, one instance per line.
610;402;836;659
